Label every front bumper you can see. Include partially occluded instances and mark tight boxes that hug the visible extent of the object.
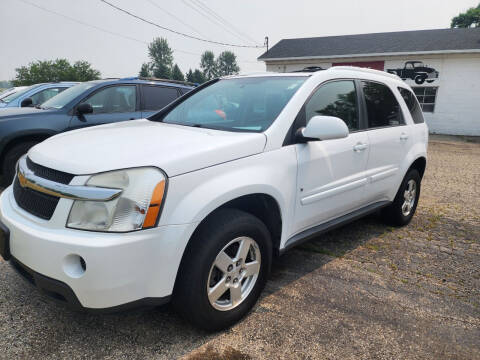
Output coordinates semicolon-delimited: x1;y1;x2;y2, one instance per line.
0;187;198;310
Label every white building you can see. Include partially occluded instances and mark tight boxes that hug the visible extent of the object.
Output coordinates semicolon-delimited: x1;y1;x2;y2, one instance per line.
258;29;480;136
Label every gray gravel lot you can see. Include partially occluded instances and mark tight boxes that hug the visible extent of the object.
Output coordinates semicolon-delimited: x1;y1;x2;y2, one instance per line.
0;136;479;359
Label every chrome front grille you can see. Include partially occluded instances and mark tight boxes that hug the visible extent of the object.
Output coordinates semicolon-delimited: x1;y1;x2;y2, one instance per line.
13;158;74;220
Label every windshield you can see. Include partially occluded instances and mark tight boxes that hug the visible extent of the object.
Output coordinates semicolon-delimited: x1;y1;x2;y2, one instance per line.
1;84;42;103
161;76;306;132
41;82;96;109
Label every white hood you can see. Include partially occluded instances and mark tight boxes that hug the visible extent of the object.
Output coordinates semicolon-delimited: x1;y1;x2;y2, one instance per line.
28;119;267;177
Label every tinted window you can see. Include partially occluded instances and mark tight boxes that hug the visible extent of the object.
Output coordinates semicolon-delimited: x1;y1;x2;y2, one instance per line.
362;81;404;128
306;80;359;131
398;87;424;123
142;86;178;110
161;77;306;132
178;87;191;95
84;85;136;114
30;87;66;105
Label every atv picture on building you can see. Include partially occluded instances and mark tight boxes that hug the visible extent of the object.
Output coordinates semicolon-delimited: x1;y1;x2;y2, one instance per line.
387;61;439;85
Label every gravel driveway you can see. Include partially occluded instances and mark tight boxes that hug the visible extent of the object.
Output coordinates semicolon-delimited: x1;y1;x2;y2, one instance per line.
0;136;479;359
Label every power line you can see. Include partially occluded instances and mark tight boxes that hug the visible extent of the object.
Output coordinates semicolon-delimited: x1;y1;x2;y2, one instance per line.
17;0;260;65
189;0;260;46
99;0;265;48
181;0;257;46
18;0;149;46
145;0;207;38
16;0;200;57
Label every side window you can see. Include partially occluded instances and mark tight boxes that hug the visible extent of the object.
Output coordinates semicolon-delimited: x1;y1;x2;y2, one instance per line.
398;87;424;124
179;87;192;95
30;87;66;105
362;81;404;128
142;86;179;110
305;80;359;131
84;85;136;114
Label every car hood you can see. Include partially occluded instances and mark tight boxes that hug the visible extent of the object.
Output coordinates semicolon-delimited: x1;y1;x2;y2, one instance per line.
28;119;267;177
0;107;56;119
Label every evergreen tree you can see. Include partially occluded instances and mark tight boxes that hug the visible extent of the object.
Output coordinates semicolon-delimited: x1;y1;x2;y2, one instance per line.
172;64;185;81
216;51;240;76
148;37;173;79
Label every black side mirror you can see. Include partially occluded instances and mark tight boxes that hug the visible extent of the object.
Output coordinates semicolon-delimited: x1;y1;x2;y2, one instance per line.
21;98;33;107
77;103;93;115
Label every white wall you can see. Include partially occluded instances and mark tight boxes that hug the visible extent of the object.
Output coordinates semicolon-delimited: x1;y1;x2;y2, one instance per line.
264;54;480;136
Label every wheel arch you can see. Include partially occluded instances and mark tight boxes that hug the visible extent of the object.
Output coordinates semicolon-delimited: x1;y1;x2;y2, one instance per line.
408;156;427;179
0;132;54;174
172;192;283;293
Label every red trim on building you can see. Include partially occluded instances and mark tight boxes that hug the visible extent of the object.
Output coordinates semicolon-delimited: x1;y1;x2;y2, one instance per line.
332;61;385;71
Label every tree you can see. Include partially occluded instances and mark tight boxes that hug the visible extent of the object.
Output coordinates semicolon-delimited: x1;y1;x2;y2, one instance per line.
172;64;185;81
192;69;206;84
186;68;206;84
70;60;102;82
186;69;195;83
216;51;240;76
200;50;217;80
451;3;480;28
139;63;152;77
148;37;173;79
12;59;100;86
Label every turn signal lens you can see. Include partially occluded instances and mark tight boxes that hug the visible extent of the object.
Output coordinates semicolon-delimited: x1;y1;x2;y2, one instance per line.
142;180;166;229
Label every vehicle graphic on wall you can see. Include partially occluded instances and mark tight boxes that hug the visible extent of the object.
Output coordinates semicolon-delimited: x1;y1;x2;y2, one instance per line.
387;61;439;85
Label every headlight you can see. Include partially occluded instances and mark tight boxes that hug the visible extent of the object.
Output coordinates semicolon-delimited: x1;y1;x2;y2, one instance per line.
67;167;166;232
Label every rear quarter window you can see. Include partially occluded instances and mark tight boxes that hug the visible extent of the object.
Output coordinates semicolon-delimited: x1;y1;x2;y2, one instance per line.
142;85;179;110
398;87;425;124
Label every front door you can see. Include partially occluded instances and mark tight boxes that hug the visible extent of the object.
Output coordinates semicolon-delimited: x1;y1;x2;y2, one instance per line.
69;85;141;130
292;80;369;235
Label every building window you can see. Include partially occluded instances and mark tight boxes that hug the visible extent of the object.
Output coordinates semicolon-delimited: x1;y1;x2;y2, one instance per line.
412;87;437;113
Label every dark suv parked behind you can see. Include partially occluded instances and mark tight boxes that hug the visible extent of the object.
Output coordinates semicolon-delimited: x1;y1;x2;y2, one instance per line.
0;77;193;185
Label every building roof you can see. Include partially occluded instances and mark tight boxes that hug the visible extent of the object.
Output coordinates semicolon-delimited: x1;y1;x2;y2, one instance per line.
258;28;480;61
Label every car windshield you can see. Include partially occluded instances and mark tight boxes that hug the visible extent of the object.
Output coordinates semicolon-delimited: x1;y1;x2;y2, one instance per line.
160;76;306;132
1;84;42;103
41;82;96;109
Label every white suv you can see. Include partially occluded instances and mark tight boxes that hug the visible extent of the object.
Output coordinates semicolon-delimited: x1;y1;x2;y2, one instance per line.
0;67;428;330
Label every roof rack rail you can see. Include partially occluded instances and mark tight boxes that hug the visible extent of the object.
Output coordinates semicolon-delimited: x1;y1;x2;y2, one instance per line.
328;66;401;80
136;77;197;86
293;66;325;73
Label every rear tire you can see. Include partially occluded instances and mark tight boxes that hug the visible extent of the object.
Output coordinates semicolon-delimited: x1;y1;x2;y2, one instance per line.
173;208;272;331
381;169;421;227
1;142;38;186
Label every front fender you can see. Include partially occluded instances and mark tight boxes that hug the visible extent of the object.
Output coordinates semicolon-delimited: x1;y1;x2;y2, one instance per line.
159;146;298;243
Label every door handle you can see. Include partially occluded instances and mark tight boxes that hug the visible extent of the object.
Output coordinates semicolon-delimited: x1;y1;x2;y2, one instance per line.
353;143;368;152
400;133;409;141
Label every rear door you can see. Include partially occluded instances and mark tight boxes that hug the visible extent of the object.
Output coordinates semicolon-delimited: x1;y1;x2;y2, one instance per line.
140;85;181;118
69;84;141;130
361;80;413;204
292;80;370;234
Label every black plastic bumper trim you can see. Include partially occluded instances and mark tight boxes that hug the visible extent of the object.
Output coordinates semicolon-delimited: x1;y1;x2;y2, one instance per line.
10;257;171;313
0;220;10;261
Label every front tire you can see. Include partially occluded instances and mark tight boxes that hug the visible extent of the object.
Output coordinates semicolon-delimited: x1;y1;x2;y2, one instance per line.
1;141;39;186
381;169;421;226
173;208;272;331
